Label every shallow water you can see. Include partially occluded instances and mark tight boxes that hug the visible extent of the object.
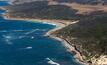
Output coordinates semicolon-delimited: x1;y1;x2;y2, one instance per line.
0;1;82;65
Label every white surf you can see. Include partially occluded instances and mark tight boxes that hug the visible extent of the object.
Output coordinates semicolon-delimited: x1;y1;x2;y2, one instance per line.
46;58;60;65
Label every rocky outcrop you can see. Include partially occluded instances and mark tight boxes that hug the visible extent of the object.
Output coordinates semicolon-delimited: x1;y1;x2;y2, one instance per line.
91;55;107;65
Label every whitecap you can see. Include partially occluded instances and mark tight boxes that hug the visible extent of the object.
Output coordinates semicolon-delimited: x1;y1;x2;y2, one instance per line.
47;23;56;26
0;30;25;32
25;29;39;35
2;35;12;39
2;34;19;39
26;47;32;49
31;36;34;39
35;29;40;31
19;46;33;50
5;39;13;45
42;22;56;26
46;58;60;65
2;35;13;44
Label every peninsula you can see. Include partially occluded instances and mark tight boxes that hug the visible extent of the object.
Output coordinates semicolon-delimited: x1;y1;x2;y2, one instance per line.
1;0;107;65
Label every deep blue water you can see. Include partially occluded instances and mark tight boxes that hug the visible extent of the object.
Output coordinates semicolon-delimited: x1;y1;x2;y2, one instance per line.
0;1;82;65
0;1;9;6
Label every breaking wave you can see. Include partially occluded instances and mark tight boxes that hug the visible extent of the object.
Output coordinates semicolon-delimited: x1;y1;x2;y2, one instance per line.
46;58;60;65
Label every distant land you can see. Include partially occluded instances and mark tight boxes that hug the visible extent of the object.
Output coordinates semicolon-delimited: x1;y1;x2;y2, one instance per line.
1;0;107;65
12;0;107;5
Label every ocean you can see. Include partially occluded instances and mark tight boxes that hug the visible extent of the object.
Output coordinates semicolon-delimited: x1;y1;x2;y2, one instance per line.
0;1;82;65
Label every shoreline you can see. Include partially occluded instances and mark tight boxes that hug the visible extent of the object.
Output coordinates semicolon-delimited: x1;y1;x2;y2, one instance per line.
3;16;87;65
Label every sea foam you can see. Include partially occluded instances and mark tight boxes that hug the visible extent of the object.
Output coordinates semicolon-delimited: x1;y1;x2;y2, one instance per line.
25;47;32;49
25;29;39;35
20;47;33;50
46;58;60;65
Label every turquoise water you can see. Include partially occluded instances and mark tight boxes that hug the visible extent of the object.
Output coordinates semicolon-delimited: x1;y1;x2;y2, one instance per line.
0;1;82;65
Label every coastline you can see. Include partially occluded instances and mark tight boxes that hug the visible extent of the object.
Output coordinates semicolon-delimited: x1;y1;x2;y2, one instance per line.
3;15;87;65
1;1;107;65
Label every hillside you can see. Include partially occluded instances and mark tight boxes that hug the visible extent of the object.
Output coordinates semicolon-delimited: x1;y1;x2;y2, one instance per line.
2;1;107;65
53;11;107;64
3;1;81;20
12;0;107;5
54;0;107;5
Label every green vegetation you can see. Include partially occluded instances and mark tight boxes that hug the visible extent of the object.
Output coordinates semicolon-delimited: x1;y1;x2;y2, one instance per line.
4;1;80;20
3;1;107;63
53;12;107;61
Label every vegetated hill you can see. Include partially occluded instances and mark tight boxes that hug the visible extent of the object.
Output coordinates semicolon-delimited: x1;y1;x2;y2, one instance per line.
4;1;81;20
11;0;46;4
12;0;107;5
54;0;107;5
53;11;107;63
